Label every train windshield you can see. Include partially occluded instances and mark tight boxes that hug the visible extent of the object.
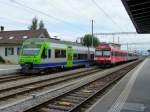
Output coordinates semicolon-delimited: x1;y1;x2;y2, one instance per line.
95;50;103;56
103;51;111;56
95;50;111;57
22;44;41;56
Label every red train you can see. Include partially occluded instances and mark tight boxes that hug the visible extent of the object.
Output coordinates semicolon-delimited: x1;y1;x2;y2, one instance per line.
94;43;137;66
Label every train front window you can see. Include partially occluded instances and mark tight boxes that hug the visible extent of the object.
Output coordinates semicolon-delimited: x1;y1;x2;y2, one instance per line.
95;50;102;56
22;44;41;56
103;51;111;56
95;50;111;57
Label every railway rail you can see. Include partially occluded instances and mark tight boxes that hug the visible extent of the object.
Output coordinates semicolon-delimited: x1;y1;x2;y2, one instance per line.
0;74;33;83
0;66;90;84
25;60;142;112
0;67;101;107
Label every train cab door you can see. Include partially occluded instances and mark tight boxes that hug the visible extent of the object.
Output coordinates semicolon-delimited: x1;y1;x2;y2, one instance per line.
66;46;73;67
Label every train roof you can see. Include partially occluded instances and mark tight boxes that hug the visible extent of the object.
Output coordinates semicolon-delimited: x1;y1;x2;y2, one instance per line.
24;38;95;50
24;38;82;46
96;43;127;53
24;38;95;53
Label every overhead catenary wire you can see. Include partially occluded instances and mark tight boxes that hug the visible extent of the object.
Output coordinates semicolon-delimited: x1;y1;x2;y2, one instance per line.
48;0;88;20
91;0;125;32
0;1;45;26
8;0;88;31
66;0;92;20
3;0;125;33
10;0;68;23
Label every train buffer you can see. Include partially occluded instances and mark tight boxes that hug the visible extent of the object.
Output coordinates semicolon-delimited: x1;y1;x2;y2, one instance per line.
87;58;150;112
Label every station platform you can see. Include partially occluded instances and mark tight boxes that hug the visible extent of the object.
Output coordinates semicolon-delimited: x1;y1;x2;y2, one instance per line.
87;58;150;112
0;64;20;75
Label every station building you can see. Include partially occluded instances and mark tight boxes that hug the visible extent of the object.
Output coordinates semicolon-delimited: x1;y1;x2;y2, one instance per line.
0;28;50;64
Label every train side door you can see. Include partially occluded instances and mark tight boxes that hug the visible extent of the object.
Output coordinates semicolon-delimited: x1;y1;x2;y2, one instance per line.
66;47;73;67
41;43;49;63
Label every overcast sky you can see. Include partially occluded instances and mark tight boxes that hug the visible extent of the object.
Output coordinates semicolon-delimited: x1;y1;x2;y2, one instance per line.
1;0;150;53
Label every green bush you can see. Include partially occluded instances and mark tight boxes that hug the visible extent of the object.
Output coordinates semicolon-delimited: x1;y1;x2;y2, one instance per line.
0;56;5;63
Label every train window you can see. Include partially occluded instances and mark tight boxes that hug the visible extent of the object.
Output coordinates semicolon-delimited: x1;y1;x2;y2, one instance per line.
128;53;132;56
115;52;117;56
119;52;121;56
114;52;116;56
85;54;88;59
96;50;111;57
116;52;118;56
22;44;41;56
124;53;126;57
55;49;66;58
103;51;111;56
78;54;82;60
95;50;102;56
118;52;121;56
55;50;60;58
90;54;94;59
61;50;66;58
118;52;120;56
78;54;88;60
77;54;80;59
74;53;78;60
116;52;119;56
48;49;51;58
111;52;114;56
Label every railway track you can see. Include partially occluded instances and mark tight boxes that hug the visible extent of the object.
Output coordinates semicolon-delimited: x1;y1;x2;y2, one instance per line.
25;60;142;112
0;74;33;83
0;68;81;83
0;67;101;107
0;66;96;84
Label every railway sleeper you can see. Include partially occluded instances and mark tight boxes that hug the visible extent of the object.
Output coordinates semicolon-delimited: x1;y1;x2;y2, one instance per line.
69;93;89;98
39;107;64;112
47;104;71;111
53;101;74;107
59;98;80;103
73;91;94;95
64;96;85;101
84;86;103;91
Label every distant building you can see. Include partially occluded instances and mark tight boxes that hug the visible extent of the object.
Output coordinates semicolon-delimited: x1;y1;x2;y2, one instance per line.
0;28;50;64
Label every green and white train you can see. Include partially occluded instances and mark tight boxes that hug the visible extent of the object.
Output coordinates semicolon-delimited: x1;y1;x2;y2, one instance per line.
19;38;95;73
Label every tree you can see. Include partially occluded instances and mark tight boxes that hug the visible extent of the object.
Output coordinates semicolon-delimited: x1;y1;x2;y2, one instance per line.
82;34;100;60
28;17;45;30
82;34;100;47
28;17;38;30
39;20;44;29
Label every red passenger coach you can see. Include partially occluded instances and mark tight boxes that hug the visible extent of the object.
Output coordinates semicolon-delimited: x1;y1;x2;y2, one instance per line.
94;43;128;66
